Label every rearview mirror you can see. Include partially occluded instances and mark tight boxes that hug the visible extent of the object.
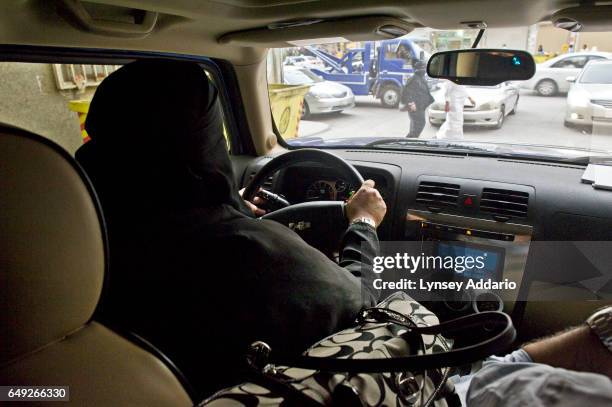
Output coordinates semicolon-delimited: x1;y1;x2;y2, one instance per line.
427;49;536;86
566;76;577;83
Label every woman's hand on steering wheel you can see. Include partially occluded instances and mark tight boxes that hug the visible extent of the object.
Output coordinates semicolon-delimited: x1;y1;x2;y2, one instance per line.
239;187;266;217
241;149;370;253
345;179;387;228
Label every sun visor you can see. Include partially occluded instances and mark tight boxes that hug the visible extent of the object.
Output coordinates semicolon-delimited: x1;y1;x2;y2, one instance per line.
218;16;415;47
552;5;612;32
56;0;158;38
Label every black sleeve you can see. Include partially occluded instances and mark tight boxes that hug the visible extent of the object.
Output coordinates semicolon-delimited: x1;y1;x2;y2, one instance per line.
339;223;381;302
401;78;416;104
214;219;382;360
415;80;434;110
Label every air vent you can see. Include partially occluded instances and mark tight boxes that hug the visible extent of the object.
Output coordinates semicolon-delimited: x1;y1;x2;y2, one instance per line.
416;181;460;208
480;188;529;219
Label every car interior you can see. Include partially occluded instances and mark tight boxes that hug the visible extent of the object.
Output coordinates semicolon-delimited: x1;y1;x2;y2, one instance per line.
1;0;612;405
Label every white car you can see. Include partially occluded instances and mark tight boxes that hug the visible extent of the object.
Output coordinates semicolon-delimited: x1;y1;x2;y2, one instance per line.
428;82;519;129
283;67;355;117
564;60;612;130
521;52;612;96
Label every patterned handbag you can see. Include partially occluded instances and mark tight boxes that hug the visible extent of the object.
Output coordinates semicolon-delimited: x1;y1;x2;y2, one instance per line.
201;292;515;407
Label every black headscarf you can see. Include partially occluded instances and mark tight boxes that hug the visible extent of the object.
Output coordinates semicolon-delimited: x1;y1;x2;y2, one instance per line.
83;59;251;216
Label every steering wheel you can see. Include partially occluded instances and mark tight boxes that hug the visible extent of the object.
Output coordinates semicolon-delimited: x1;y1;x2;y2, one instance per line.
242;149;364;253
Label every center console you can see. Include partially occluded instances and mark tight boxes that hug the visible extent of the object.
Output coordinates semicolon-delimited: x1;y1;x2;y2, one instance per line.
405;209;533;318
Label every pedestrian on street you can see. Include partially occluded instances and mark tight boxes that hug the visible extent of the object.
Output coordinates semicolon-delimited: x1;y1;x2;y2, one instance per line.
436;80;475;139
400;61;434;138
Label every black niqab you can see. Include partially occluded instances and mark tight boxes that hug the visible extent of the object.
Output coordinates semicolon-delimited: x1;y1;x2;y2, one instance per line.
84;59;251;216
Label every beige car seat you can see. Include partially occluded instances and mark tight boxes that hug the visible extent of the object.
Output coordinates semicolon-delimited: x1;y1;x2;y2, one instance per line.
0;127;195;406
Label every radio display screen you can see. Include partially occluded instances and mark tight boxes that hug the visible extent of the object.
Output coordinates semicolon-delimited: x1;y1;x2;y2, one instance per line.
436;242;505;281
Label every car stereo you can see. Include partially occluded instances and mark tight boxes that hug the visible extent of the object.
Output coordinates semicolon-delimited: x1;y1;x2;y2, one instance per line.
436;241;505;282
406;209;533;314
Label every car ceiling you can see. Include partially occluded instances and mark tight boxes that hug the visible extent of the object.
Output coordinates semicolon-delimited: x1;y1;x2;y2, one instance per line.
1;0;580;64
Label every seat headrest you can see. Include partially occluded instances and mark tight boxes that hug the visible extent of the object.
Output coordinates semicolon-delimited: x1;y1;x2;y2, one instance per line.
0;128;106;364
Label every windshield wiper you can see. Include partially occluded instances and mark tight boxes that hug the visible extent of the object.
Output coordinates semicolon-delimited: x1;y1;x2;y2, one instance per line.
363;138;575;162
365;138;503;154
559;155;612;166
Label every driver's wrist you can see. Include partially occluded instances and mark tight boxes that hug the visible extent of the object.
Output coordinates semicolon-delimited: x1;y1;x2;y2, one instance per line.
349;216;377;229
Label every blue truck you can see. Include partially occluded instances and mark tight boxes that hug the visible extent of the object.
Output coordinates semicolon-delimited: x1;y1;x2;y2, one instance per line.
304;38;430;108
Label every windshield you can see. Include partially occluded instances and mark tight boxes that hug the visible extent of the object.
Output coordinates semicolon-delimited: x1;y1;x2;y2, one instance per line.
465;84;503;89
579;64;612;84
267;27;612;162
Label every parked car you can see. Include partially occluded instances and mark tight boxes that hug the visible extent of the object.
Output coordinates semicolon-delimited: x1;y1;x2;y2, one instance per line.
428;82;519;129
283;55;325;70
564;60;612;131
283;67;355;118
521;52;612;96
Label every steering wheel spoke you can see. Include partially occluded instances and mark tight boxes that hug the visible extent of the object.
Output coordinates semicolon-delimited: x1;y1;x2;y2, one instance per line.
262;201;347;253
262;200;345;226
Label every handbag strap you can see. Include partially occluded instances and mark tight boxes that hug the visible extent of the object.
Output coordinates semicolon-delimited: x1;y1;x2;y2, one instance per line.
246;367;325;407
262;310;515;373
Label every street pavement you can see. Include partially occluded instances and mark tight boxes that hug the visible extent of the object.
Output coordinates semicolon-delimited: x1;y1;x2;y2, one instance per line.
298;90;612;153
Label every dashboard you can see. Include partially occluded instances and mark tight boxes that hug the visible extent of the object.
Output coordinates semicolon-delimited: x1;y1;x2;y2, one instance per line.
240;148;612;246
240;149;612;243
305;179;351;201
237;148;612;338
278;166;390;204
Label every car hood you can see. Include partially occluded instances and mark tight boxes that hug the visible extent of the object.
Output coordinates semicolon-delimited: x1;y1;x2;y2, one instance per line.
310;81;352;94
571;83;612;99
432;85;505;106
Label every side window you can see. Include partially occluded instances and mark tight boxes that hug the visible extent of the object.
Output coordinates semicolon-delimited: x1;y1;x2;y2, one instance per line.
384;43;398;60
203;69;232;153
0;62;119;154
587;56;605;63
551;56;588;69
384;43;414;69
397;44;414;63
0;62;232;155
550;58;566;68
